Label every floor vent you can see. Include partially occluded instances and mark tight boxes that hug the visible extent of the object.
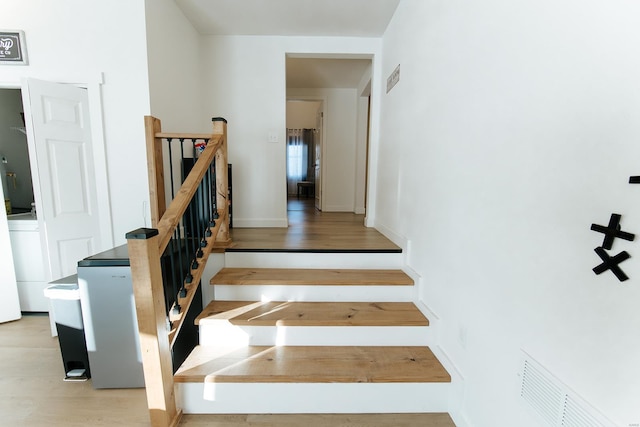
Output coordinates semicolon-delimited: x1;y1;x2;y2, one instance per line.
520;354;615;427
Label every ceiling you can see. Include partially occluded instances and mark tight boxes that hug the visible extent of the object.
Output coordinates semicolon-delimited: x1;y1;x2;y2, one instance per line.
286;58;372;89
175;0;400;37
175;0;398;88
175;0;400;88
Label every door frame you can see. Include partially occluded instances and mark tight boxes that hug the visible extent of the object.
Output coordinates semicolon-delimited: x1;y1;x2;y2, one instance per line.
285;95;327;212
0;74;112;284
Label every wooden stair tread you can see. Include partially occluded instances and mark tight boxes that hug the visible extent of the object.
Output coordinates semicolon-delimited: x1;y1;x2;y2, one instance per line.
196;301;429;326
175;346;451;384
211;268;414;286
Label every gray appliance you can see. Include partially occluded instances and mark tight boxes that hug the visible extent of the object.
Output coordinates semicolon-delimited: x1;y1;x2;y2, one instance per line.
77;245;145;389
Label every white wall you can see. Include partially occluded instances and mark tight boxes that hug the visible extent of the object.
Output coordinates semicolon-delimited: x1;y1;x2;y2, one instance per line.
199;36;381;226
0;0;151;245
145;0;205;133
378;1;640;426
286;100;321;129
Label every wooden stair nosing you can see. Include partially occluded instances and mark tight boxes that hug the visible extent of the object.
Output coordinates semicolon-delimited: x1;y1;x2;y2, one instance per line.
175;345;451;384
210;268;414;286
195;301;429;327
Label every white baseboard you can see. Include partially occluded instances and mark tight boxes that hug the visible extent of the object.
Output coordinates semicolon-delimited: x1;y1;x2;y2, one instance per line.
375;222;408;250
232;218;288;228
324;205;355;212
429;344;470;427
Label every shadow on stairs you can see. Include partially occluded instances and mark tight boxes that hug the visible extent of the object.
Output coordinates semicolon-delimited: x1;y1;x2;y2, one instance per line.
174;261;453;418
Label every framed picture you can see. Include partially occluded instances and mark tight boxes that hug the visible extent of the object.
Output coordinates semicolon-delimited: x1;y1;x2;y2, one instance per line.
0;30;28;65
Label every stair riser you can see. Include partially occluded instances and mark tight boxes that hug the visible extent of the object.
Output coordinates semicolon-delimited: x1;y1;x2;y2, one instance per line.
212;285;414;302
177;383;450;414
198;324;431;346
224;252;404;269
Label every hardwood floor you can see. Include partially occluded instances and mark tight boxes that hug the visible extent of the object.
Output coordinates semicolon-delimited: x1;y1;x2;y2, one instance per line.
0;313;149;426
228;197;401;252
180;413;457;426
0;201;456;426
1;315;455;426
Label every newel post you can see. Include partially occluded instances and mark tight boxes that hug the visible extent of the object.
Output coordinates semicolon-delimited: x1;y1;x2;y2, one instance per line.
126;228;181;427
212;117;230;244
145;116;166;228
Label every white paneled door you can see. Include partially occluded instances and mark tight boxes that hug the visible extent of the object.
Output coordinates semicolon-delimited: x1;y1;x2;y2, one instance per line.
0;183;21;323
23;79;103;281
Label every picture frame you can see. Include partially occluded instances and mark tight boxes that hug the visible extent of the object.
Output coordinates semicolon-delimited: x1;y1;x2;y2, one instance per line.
0;30;28;65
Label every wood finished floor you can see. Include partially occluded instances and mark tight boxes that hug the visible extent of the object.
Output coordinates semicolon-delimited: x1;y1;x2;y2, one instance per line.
2;315;455;426
196;301;429;326
0;201;455;426
228;197;401;252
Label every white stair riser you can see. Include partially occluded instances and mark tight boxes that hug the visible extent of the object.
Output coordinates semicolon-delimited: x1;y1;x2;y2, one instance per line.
177;382;450;414
224;252;404;269
198;324;431;346
212;285;414;302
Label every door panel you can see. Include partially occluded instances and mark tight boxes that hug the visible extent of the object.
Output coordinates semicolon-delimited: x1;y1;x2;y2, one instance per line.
24;79;101;281
0;184;21;323
48;139;91;215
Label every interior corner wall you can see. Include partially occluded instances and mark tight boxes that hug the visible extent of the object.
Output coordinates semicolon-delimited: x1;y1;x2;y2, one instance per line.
199;36;380;225
0;0;152;245
145;0;205;132
379;1;640;426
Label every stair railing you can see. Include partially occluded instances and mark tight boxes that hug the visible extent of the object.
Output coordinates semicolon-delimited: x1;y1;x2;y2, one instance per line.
125;116;231;427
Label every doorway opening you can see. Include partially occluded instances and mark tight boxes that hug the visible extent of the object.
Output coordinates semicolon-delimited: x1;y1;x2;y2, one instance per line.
0;89;35;216
285;55;372;220
286;100;323;214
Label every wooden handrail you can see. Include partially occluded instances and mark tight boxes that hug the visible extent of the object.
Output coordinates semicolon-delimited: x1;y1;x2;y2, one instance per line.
155;132;215;139
128;116;230;427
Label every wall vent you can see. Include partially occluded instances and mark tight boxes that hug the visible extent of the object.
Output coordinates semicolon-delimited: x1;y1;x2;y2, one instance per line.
520;353;616;427
562;395;602;427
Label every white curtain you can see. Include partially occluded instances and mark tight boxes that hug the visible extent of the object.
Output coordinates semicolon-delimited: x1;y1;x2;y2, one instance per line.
286;129;313;195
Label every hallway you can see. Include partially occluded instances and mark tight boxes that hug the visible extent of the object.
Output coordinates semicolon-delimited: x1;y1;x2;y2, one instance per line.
228;197;399;252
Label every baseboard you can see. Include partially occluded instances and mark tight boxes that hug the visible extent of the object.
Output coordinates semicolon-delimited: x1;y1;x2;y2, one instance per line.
232;218;288;228
429;344;470;427
324;205;355;212
354;206;366;214
375;222;408;250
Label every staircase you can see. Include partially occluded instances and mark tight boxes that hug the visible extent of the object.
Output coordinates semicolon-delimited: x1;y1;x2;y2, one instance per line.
174;250;452;414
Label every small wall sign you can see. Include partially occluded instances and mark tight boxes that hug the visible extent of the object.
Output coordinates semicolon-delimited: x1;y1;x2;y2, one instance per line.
386;64;400;93
0;30;28;65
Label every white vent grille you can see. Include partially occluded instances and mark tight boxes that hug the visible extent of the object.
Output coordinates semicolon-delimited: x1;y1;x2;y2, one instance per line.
562;396;602;427
520;354;615;427
521;359;564;425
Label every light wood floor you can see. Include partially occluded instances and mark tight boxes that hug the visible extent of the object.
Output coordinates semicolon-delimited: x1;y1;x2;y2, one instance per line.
2;315;455;426
228;197;401;252
0;201;455;426
197;301;429;326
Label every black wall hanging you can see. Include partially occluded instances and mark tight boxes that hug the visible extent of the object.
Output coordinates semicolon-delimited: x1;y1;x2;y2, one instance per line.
592;247;630;282
588;176;640;282
590;213;635;250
